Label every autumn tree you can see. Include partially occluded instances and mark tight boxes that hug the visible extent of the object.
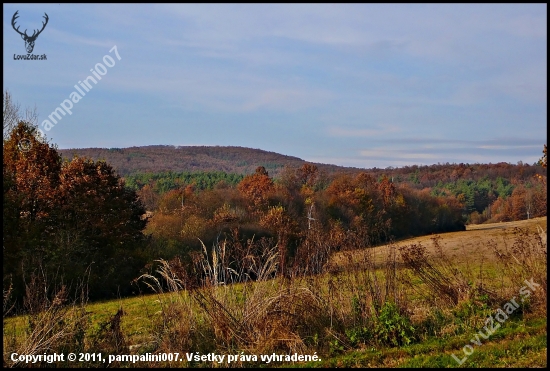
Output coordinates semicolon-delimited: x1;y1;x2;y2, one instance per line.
259;205;299;276
55;157;148;299
539;144;547;169
489;196;509;222
324;172;388;245
529;178;547;218
136;183;159;211
237;166;274;213
276;165;312;227
297;163;319;188
3;122;62;299
3;121;148;302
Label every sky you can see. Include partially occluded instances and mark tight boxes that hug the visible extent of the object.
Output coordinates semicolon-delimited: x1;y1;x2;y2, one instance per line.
3;4;547;169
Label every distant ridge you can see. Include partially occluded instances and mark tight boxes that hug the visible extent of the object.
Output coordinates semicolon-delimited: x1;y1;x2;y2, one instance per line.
58;145;355;177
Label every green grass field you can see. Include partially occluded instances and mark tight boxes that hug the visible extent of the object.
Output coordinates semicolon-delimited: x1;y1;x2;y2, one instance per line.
3;217;547;368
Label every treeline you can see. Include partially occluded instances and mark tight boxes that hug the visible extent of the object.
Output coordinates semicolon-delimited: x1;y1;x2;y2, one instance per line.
129;162;547;225
124;171;245;210
374;161;545;188
59;145;547;231
142;164;468;279
431;176;546;223
141;159;546;282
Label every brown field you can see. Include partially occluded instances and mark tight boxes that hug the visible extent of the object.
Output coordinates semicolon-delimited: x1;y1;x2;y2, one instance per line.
328;216;547;270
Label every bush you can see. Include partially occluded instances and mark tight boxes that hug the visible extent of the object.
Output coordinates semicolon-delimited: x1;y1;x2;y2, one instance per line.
374;301;415;347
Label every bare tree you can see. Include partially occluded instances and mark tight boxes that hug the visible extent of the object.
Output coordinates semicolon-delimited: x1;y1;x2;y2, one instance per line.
3;90;20;139
3;89;39;140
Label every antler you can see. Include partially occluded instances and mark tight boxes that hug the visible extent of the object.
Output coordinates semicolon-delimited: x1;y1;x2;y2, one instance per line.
11;10;27;37
11;11;49;40
29;13;49;39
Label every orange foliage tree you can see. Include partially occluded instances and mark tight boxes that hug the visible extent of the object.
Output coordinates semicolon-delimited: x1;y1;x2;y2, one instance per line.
238;166;274;213
4;121;148;301
3;122;62;298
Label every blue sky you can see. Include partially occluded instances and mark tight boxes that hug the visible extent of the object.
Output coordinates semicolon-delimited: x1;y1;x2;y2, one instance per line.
3;4;547;168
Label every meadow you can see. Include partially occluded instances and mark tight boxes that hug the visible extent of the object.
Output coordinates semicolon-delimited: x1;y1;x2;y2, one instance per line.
3;217;546;368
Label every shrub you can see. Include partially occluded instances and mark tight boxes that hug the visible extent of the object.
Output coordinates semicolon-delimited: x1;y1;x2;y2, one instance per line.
374;301;415;347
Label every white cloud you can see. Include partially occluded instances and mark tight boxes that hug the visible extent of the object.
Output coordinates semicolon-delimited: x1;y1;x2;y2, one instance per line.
360;149;438;160
328;125;400;137
477;145;540;150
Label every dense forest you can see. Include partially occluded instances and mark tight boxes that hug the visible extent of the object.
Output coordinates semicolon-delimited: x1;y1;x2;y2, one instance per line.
120;154;547;225
136;159;546;279
4;106;547;305
58;145;342;177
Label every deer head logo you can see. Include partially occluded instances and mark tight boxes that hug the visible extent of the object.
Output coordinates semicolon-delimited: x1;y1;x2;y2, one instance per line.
11;10;49;54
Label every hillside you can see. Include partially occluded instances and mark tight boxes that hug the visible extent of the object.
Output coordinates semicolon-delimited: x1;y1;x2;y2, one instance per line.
58;146;546;186
58;145;353;177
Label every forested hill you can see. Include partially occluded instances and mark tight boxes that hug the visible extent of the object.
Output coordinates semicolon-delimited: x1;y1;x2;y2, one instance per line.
58;145;546;185
58;145;351;177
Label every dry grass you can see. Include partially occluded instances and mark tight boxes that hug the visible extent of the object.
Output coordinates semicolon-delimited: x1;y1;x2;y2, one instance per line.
3;273;90;368
3;217;547;368
328;216;546;270
135;240;332;366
